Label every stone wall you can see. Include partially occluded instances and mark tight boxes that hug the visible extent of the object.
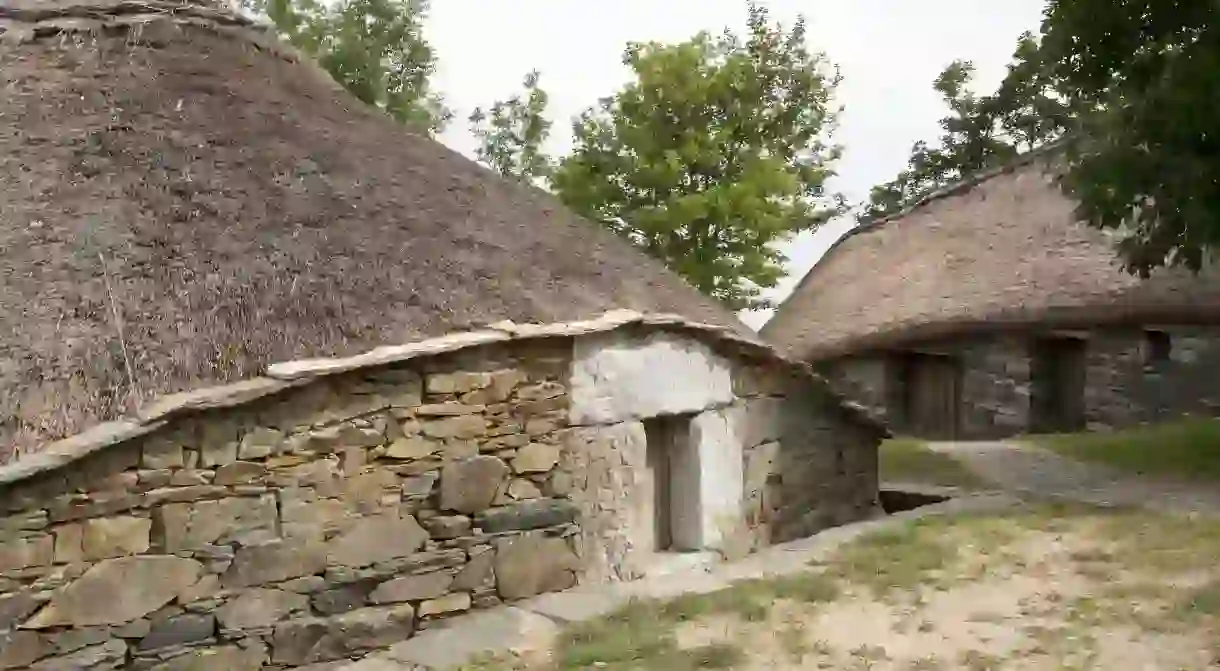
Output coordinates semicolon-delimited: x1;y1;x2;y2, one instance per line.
0;339;585;670
563;329;745;581
0;315;884;670
1082;327;1220;429
822;338;1032;440
739;368;881;544
564;330;884;579
820;326;1220;440
565;330;760;580
817;357;890;424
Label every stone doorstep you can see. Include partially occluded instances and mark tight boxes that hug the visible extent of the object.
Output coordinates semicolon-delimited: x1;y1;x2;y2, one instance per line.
336;492;1024;670
634;550;720;580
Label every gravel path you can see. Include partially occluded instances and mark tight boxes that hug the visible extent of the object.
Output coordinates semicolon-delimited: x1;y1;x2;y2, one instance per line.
926;441;1220;514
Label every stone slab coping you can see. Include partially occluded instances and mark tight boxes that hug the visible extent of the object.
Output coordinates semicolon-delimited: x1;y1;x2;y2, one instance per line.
0;309;887;489
342;492;1025;670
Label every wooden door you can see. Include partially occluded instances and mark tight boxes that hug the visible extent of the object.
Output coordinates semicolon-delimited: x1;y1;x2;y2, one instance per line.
908;354;961;440
1030;337;1087;433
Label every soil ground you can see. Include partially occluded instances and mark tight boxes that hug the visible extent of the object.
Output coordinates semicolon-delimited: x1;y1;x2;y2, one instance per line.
479;504;1220;670
460;433;1220;671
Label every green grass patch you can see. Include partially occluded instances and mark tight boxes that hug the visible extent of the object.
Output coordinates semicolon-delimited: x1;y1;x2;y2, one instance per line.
879;438;988;488
1093;511;1220;574
1178;579;1220;618
1033;418;1220;481
554;571;838;669
822;520;958;595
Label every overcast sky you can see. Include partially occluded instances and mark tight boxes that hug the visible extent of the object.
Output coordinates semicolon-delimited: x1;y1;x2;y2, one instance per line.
426;1;1047;329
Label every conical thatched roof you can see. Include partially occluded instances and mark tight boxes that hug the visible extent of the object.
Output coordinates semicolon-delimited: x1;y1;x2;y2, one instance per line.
0;1;748;455
764;150;1220;361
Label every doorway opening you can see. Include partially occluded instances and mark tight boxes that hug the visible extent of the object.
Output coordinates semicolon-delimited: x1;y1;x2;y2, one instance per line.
1029;336;1087;433
642;414;700;554
894;352;962;440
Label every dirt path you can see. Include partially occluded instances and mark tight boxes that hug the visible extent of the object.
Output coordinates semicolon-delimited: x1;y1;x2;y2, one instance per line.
926;441;1220;514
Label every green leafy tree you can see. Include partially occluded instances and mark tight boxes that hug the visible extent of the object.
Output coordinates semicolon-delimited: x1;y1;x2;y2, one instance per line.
469;70;554;184
1038;0;1220;276
986;31;1074;152
860;61;1016;221
551;3;843;311
244;0;451;135
863;0;1219;276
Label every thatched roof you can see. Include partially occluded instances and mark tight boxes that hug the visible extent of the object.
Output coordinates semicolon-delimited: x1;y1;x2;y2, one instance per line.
0;1;748;456
763;149;1220;361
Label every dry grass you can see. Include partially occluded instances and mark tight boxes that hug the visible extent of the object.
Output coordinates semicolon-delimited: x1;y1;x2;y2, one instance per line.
549;572;840;670
879;438;989;489
489;505;1220;670
1034;418;1220;481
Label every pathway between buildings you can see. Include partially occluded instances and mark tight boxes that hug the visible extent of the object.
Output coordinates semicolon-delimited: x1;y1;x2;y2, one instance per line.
926;440;1220;515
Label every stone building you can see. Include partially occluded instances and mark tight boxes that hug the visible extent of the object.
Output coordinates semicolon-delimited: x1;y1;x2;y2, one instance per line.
0;3;883;668
765;149;1220;441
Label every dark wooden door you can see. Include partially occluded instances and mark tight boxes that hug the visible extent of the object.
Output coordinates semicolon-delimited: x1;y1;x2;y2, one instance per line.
908;354;961;440
1030;337;1087;433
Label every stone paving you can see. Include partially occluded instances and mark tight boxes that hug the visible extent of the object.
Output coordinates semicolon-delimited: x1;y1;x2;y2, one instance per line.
927;440;1220;515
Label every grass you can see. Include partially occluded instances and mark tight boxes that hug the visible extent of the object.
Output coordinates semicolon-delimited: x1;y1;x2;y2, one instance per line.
493;505;1220;671
1179;579;1220;618
879;438;988;488
1033;417;1220;481
553;571;839;670
820;518;959;595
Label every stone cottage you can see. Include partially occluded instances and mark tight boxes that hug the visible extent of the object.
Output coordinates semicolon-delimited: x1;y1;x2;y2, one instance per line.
764;148;1220;440
0;4;884;668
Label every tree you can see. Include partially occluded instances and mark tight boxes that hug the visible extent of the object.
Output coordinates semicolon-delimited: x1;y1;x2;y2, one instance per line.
469;70;554;184
551;4;843;311
859;61;1017;222
866;1;1220;275
1037;0;1220;276
244;0;451;135
985;31;1074;153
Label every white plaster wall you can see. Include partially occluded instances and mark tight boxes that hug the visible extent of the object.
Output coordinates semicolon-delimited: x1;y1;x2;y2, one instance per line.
689;407;744;548
566;331;745;558
568;331;735;426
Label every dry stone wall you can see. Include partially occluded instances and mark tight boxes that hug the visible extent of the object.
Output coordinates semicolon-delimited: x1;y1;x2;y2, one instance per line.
0;339;584;670
0;314;885;670
821;326;1220;439
1081;327;1220;429
735;365;882;546
563;330;747;582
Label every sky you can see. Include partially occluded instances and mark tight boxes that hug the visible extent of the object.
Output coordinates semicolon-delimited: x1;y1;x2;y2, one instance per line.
425;1;1047;329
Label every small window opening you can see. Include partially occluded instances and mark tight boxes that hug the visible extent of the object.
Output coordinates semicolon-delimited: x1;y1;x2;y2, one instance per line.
1145;330;1172;365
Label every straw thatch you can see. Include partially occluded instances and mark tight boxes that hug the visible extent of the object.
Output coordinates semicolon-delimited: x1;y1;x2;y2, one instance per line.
0;1;748;455
763;150;1220;362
